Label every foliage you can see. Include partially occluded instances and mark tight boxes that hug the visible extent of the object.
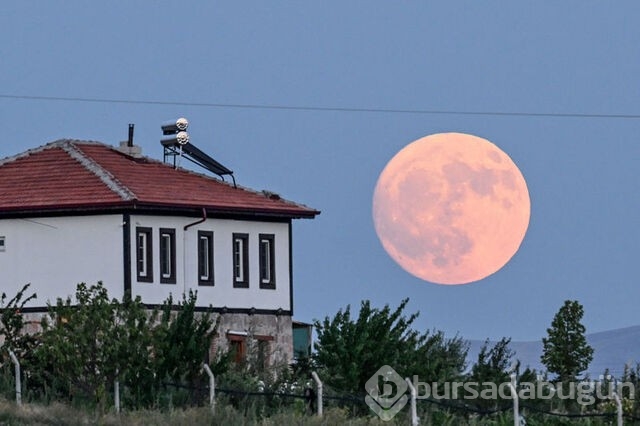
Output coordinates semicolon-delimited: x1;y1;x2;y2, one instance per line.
29;283;219;410
313;298;467;396
466;337;515;409
216;342;318;418
0;283;38;363
151;290;219;406
1;285;638;424
408;327;468;384
541;300;594;382
111;293;156;409
33;283;126;409
0;394;633;425
619;363;640;418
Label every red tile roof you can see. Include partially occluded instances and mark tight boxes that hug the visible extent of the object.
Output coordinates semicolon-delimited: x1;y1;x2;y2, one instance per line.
0;140;319;219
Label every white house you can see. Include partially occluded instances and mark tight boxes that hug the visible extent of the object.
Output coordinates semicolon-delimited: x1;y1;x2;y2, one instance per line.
0;137;319;364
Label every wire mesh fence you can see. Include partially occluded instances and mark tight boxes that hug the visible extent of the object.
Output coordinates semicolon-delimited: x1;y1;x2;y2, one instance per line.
2;360;640;424
158;376;640;424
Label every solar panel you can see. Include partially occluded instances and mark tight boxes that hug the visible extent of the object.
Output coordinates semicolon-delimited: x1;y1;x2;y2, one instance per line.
161;138;235;185
160;118;236;186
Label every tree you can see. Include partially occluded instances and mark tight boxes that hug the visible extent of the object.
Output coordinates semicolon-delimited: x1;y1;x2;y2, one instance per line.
34;282;124;409
467;337;515;409
0;283;38;362
313;298;467;395
111;292;157;409
469;337;515;385
33;283;220;409
541;300;594;382
152;291;218;392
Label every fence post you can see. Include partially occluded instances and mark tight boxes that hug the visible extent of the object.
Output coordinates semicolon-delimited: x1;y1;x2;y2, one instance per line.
203;363;215;415
311;371;323;417
613;390;623;426
114;369;120;414
405;377;419;426
8;350;21;406
509;372;519;426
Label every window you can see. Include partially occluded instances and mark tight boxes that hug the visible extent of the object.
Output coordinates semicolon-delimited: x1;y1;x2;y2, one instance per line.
159;228;176;284
227;333;247;364
136;227;153;282
233;233;249;288
198;231;214;286
0;236;5;252
255;335;274;371
259;234;275;289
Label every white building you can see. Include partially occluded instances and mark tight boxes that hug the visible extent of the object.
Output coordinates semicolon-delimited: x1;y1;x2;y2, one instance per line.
0;138;319;364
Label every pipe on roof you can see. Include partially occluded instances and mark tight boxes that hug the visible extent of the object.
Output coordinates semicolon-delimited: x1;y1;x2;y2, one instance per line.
128;124;134;147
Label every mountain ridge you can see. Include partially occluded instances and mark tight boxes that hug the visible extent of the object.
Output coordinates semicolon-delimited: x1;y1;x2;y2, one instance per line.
466;325;640;378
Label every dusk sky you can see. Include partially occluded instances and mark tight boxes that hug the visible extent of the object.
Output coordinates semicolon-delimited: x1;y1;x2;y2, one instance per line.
1;2;638;342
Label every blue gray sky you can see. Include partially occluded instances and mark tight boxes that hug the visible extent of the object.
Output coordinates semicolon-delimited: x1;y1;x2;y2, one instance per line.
1;2;638;341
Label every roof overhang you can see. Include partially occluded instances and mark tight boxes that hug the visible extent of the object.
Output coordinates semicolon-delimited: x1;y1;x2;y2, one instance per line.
0;202;320;221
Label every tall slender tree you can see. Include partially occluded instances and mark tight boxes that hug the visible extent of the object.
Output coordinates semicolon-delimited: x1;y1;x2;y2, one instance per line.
541;300;594;382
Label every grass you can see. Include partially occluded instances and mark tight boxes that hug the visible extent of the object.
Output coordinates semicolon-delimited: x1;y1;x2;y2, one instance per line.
0;397;633;425
0;398;403;426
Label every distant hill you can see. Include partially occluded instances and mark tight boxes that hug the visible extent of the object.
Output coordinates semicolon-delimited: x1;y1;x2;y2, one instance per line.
466;325;640;378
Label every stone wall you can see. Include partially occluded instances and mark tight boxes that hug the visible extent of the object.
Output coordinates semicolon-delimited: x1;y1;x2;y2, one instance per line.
213;312;293;366
7;311;295;367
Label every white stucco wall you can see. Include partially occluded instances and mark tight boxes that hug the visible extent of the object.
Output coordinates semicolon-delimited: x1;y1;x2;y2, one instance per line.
0;215;124;307
0;213;293;312
129;215;292;311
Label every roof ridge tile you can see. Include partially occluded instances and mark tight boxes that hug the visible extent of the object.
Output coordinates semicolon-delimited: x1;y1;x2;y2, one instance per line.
61;141;137;201
0;139;66;166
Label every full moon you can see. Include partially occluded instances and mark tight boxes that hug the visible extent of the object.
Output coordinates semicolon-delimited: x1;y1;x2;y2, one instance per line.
372;133;530;285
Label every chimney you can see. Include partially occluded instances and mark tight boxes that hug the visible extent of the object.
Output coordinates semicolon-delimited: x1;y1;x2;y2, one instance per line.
117;123;143;157
127;123;134;147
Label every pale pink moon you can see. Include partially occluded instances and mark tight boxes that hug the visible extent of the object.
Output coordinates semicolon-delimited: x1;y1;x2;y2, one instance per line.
372;133;530;285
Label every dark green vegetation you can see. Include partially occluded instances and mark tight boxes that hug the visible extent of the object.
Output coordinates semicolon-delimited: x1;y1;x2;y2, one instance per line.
1;283;221;411
0;285;639;424
313;298;467;396
541;300;595;383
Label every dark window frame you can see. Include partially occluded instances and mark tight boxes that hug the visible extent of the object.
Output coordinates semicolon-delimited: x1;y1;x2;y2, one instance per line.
254;335;274;371
159;228;176;284
136;227;153;282
259;234;276;289
198;230;214;286
232;233;249;288
227;333;247;364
